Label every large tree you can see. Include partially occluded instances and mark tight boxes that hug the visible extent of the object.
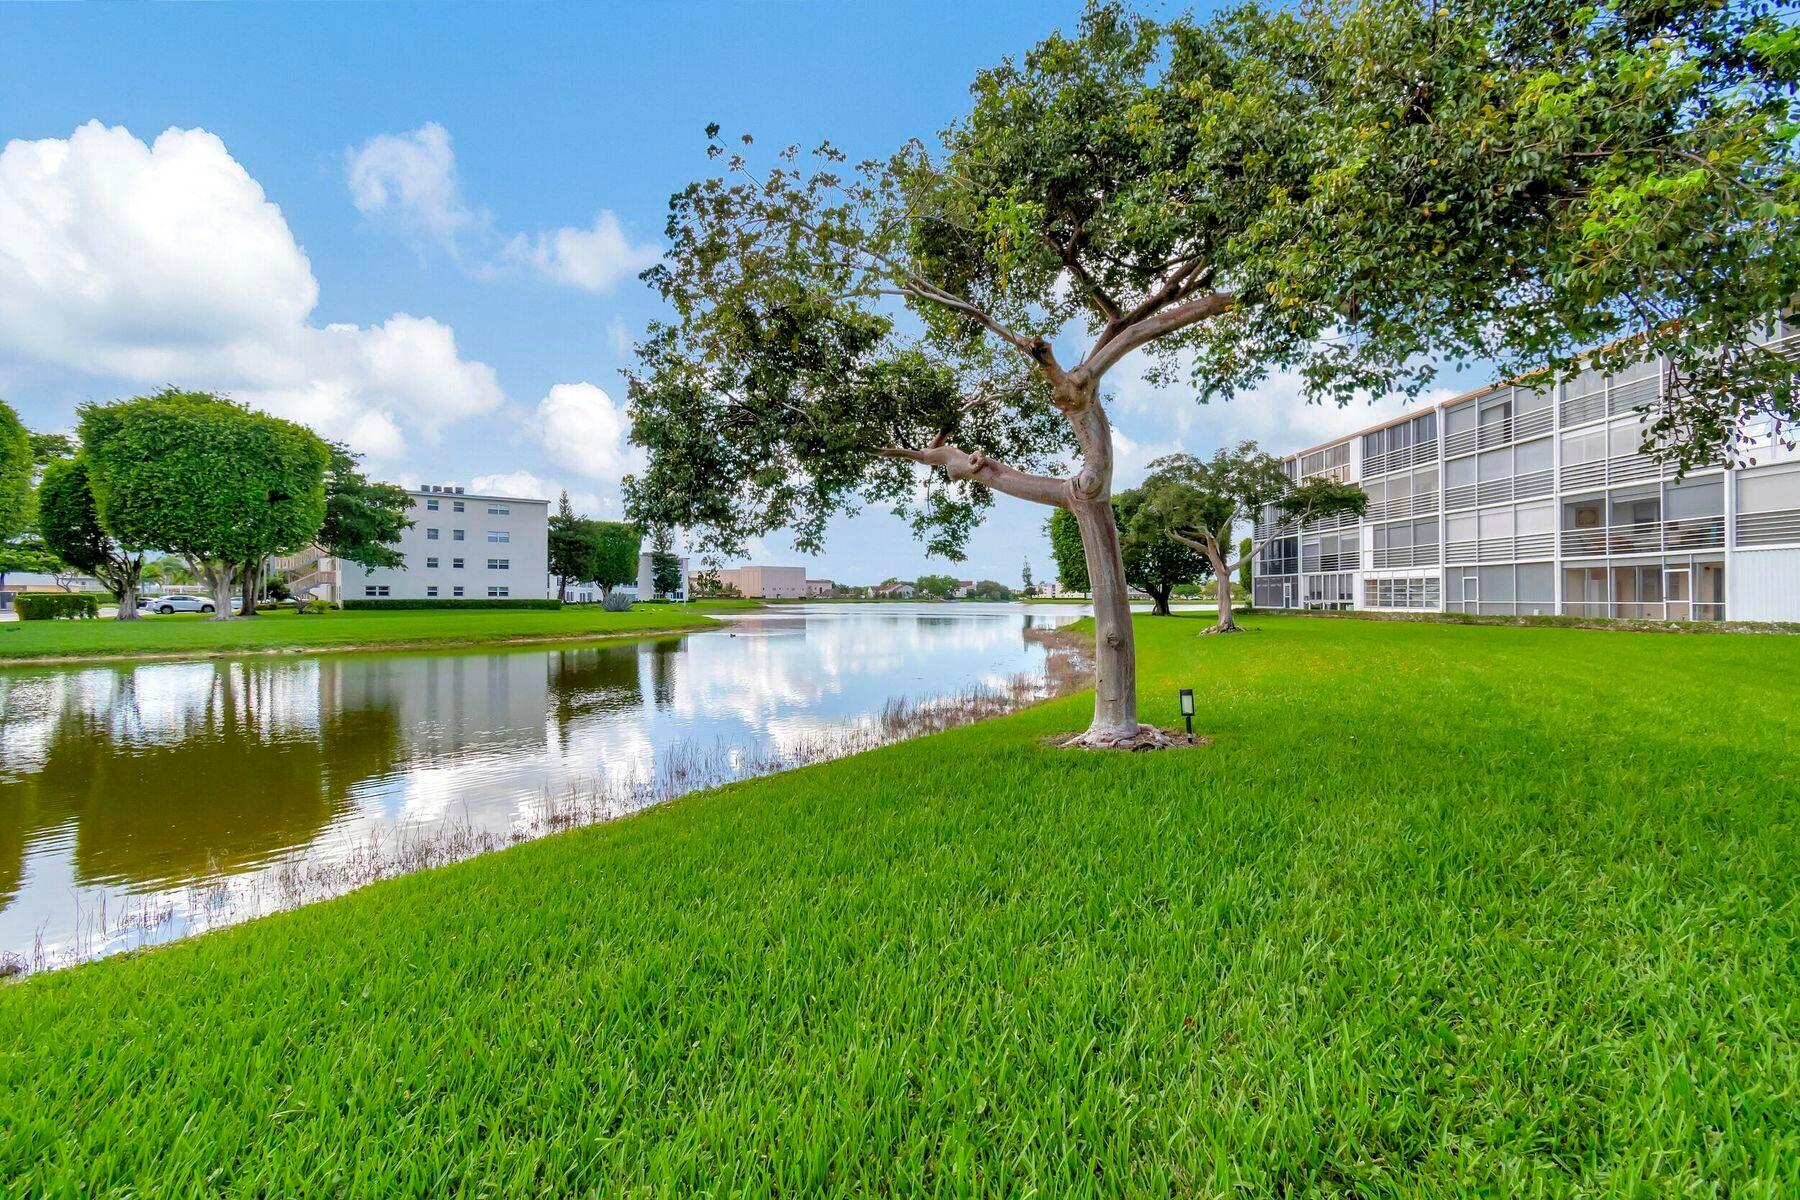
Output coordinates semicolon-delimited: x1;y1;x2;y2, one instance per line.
0;401;29;547
626;1;1800;747
1140;445;1367;633
592;521;644;597
80;390;329;620
36;456;146;619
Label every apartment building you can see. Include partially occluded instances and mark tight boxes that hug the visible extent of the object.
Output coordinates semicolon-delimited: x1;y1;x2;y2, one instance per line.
342;485;551;601
1251;329;1800;623
557;552;690;603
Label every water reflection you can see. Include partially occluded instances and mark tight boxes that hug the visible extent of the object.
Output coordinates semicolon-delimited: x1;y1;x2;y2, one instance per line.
0;603;1087;966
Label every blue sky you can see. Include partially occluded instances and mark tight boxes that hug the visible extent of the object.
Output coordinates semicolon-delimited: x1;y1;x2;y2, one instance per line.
0;3;1484;585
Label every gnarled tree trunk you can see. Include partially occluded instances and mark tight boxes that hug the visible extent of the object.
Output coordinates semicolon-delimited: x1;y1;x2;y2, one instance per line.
1202;545;1240;634
239;560;262;617
203;561;237;620
1070;493;1142;743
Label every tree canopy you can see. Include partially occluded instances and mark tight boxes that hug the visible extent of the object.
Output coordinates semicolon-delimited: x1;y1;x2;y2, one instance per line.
319;443;414;572
0;400;30;543
626;0;1800;744
80;390;329;618
36;455;147;616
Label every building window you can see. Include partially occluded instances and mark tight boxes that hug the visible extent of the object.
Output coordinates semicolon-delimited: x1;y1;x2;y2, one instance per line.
364;585;390;597
487;503;510;515
487;586;509;598
486;558;510;570
452;500;465;513
453;586;465;597
487;530;510;543
425;557;439;569
426;498;439;511
452;557;465;569
426;528;439;540
426;586;439;597
453;529;466;541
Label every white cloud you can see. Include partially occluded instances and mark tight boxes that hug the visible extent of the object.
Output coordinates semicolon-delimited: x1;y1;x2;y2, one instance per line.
503;211;660;293
0;121;503;460
532;382;643;482
344;121;473;251
468;470;605;517
346;123;658;293
1104;347;1453;458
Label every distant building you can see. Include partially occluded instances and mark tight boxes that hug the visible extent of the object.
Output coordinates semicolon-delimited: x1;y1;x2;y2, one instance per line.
874;581;916;599
805;578;834;597
716;565;808;599
953;579;976;598
329;484;550;602
558;552;690;603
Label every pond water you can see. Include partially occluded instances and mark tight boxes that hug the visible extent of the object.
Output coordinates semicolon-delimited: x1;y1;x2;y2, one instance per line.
0;603;1093;970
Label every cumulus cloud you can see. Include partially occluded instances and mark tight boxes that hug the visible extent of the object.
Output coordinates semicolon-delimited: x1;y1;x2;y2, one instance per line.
468;470;606;518
346;123;657;293
0;121;502;459
533;382;643;482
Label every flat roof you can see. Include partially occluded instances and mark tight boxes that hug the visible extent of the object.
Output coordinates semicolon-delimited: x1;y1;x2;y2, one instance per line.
408;488;550;505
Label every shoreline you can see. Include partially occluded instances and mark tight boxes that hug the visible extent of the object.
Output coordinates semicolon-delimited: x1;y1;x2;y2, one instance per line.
0;618;727;669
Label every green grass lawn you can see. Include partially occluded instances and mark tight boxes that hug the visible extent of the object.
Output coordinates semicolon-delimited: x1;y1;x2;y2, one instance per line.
2;615;1795;1195
0;604;722;663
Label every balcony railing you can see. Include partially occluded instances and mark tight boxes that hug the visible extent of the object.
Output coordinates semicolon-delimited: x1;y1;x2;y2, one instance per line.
1560;391;1607;428
1737;508;1800;546
1560;517;1725;557
1300;550;1360;572
1370;544;1440;569
1444;531;1555;564
1365;491;1439;522
1562;601;1726;622
1445;409;1554;458
1445;469;1552;512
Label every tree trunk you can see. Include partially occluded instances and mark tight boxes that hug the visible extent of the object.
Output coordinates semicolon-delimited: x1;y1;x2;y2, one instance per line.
1148;584;1172;617
240;561;261;617
116;572;140;620
1068;495;1148;746
1203;547;1240;634
205;563;237;620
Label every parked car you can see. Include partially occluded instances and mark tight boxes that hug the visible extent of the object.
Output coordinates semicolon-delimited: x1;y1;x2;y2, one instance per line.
139;594;225;615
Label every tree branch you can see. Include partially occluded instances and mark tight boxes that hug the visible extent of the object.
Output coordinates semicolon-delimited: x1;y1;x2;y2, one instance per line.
879;442;1072;508
1077;288;1235;383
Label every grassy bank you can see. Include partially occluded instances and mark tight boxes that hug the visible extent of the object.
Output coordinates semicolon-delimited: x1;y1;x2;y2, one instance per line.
2;614;1795;1195
0;604;722;664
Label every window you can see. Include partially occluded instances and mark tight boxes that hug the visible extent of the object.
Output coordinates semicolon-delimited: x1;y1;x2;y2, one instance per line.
425;556;439;569
1447;457;1476;489
1738;464;1800;513
1478;447;1511;481
1563;566;1608;617
452;500;465;513
1667;477;1723;518
487;530;510;543
453;529;466;541
363;585;390;597
1515;438;1552;475
1516;564;1553;611
426;528;440;540
453;586;465;597
426;497;439;511
1445;401;1477;436
426;586;439;598
1561;429;1605;466
486;558;510;570
452;557;465;569
487;503;510;515
487;586;510;598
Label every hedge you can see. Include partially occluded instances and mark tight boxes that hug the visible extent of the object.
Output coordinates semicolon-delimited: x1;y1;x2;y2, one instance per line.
339;598;563;611
15;593;102;621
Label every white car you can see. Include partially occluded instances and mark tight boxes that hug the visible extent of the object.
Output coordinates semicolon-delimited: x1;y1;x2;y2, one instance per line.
139;594;218;615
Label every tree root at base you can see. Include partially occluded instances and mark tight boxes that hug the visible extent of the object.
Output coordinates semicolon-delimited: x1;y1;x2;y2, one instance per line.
1056;724;1208;751
1198;623;1248;636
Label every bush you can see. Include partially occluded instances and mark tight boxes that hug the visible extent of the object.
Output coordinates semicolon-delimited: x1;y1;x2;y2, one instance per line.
15;593;101;621
340;597;562;611
297;597;338;615
601;593;634;612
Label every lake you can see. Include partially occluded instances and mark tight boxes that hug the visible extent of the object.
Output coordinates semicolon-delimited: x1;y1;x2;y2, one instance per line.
0;603;1092;970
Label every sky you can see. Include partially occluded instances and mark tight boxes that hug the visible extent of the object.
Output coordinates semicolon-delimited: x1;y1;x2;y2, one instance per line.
0;3;1489;586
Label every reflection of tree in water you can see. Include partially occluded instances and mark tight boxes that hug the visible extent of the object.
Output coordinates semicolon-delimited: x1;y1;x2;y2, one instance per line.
547;645;645;735
0;659;404;899
646;637;683;709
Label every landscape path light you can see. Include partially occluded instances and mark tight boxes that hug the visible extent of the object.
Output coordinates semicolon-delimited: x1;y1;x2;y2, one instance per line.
1178;688;1195;737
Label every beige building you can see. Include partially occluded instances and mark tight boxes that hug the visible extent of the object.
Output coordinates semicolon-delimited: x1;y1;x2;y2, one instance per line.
805;578;834;597
716;565;808;599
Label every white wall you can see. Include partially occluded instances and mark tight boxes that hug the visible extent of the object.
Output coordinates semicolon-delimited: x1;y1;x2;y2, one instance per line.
1730;547;1800;622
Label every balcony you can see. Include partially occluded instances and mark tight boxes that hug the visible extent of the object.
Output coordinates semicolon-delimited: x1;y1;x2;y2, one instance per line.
1371;544;1439;569
1360;439;1438;477
1737;508;1800;547
1444;531;1554;565
1443;409;1553;459
1365;491;1439;522
1560;517;1725;557
1446;469;1552;512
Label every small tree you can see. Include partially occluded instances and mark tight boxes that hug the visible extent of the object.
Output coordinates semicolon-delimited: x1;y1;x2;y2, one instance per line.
37;456;146;619
549;491;585;601
1140;444;1366;633
81;390;329;621
973;579;1013;601
915;573;960;599
1050;488;1210;616
1020;559;1034;598
592;521;644;597
648;529;683;600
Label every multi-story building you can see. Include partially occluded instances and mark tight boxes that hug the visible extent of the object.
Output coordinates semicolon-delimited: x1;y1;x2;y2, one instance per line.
556;553;690;604
1251;329;1800;622
716;565;808;599
336;485;551;602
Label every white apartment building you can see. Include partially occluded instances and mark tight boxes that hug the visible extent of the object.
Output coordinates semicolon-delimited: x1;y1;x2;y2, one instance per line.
341;485;551;601
1251;327;1800;623
557;553;690;603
